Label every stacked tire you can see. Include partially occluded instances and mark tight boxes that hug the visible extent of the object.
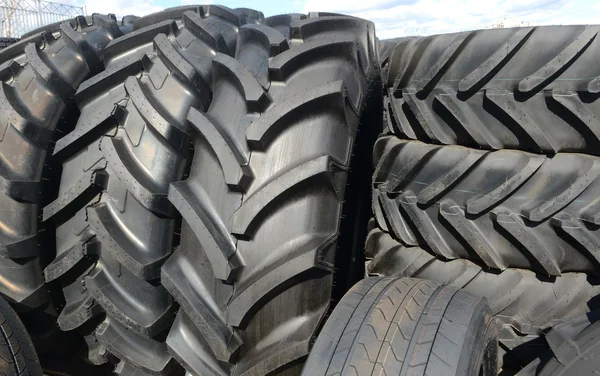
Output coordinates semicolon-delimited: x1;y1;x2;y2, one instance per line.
0;5;381;376
368;26;600;372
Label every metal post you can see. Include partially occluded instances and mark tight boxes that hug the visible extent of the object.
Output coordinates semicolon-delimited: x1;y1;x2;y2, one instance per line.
36;0;43;28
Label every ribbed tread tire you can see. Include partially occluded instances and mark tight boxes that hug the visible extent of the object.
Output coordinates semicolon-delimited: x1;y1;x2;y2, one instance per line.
0;14;124;310
384;25;600;154
42;5;265;375
366;228;600;367
302;276;498;376
163;12;379;376
373;135;600;277
517;310;600;376
0;295;43;376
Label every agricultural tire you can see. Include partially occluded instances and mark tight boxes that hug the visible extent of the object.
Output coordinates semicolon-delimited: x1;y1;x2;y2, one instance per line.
0;14;125;311
366;228;600;369
517;310;600;375
0;295;42;376
42;5;381;375
384;26;600;154
302;277;498;376
0;38;19;49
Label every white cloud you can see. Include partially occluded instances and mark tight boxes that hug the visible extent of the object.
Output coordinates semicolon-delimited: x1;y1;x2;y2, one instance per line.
302;0;600;38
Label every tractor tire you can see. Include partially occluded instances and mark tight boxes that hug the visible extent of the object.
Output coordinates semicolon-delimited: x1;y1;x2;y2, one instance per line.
302;277;498;376
0;295;42;376
373;135;600;277
384;26;600;154
366;228;600;368
0;14;124;312
0;38;19;49
517;310;600;375
43;6;381;375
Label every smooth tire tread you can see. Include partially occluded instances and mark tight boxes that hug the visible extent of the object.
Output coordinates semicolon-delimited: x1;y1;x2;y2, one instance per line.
373;135;600;277
43;5;263;374
302;276;498;376
164;13;378;376
366;228;600;366
385;25;600;154
0;14;123;310
0;295;43;376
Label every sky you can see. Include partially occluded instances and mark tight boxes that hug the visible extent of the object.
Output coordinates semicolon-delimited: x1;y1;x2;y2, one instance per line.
60;0;600;38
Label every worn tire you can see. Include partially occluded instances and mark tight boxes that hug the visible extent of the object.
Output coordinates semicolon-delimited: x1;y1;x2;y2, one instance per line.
366;228;600;369
0;296;42;376
302;277;497;376
43;6;381;375
517;310;600;375
385;26;600;154
0;15;124;312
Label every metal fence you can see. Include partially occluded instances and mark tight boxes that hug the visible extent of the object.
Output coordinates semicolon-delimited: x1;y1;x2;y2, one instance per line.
0;0;85;38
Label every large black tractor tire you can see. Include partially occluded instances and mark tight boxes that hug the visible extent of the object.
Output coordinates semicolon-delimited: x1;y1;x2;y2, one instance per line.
302;277;498;376
517;310;600;375
366;228;600;369
384;25;600;154
372;135;600;277
0;14;124;311
0;296;42;376
43;5;381;375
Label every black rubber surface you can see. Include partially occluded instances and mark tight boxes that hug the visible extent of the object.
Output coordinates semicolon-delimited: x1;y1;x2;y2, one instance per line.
0;14;124;311
302;277;497;376
42;5;263;375
366;227;600;370
0;38;19;49
517;310;600;375
0;296;42;376
165;12;379;376
42;6;380;375
373;135;600;277
384;26;600;154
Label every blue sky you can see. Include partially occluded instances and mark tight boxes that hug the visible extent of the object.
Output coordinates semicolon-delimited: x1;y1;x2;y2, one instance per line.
66;0;600;38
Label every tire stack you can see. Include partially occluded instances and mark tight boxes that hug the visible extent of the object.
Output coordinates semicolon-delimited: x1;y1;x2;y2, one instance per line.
368;27;600;372
0;5;381;376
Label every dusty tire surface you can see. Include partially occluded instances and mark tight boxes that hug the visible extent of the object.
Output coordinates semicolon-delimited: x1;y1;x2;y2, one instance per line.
42;6;381;375
0;296;42;376
372;135;600;277
517;310;600;375
385;26;600;154
366;228;600;369
302;277;497;376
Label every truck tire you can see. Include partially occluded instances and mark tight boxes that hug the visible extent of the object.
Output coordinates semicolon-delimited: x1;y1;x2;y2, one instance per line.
384;26;600;154
517;310;600;375
0;14;124;312
0;296;42;376
43;7;380;375
302;277;497;376
366;228;600;368
373;135;600;277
